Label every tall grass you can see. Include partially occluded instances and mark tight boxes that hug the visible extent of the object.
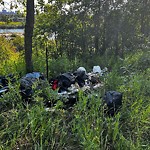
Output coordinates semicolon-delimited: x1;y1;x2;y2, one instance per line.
0;50;150;149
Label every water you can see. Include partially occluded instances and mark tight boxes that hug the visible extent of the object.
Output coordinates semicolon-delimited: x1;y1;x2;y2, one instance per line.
0;28;24;34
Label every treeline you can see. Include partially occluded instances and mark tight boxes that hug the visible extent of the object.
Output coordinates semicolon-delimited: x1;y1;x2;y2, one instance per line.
34;0;150;61
1;0;149;76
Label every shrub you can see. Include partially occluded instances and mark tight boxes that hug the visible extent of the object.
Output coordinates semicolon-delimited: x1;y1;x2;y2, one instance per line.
0;36;21;75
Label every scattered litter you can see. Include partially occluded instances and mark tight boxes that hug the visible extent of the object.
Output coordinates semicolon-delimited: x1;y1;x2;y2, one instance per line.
50;66;104;107
0;66;123;117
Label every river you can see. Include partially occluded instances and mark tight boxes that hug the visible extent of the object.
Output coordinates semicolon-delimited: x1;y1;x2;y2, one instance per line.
0;28;24;34
0;28;55;39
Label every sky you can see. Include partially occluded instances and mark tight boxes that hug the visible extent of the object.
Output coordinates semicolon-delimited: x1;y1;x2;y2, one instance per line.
0;0;48;12
0;0;23;12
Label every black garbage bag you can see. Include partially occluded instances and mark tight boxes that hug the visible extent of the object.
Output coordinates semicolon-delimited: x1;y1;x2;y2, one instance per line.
0;74;15;87
20;72;45;101
0;86;9;97
0;74;15;96
0;76;7;88
103;91;122;116
73;70;88;87
56;72;76;92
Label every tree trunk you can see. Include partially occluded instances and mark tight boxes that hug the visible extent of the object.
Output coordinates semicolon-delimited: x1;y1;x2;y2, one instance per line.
46;45;49;79
114;32;119;56
141;0;149;37
101;20;106;55
25;0;34;73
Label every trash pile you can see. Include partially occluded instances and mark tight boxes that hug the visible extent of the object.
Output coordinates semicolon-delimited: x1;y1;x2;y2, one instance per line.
46;66;103;108
50;66;104;104
0;66;122;116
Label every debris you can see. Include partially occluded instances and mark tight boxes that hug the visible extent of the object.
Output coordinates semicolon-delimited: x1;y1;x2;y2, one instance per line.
50;67;104;107
103;91;122;116
93;65;102;75
20;72;45;102
0;74;15;97
1;66;123;117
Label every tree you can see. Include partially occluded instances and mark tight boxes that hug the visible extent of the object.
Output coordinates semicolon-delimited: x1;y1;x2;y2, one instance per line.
1;0;35;73
24;0;34;73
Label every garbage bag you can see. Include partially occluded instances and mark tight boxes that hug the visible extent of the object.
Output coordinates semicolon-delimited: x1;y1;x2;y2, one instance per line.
20;72;45;101
0;74;15;96
74;69;88;87
103;91;122;116
77;67;87;74
0;86;9;97
56;72;76;92
0;76;7;87
0;74;15;87
93;66;102;75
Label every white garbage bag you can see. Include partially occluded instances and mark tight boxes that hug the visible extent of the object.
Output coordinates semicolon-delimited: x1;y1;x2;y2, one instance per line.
93;66;102;75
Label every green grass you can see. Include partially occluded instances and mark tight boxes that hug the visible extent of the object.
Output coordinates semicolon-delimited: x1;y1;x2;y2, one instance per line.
0;21;23;26
0;21;24;28
0;50;150;149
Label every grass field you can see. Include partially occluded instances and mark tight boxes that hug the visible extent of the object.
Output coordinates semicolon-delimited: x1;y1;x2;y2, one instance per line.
0;50;149;150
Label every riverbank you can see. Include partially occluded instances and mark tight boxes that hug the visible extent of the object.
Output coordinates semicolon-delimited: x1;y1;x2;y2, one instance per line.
0;28;24;37
0;25;24;29
0;21;24;29
0;33;23;37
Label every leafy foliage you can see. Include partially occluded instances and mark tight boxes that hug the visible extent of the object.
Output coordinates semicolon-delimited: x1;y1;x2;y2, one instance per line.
34;0;150;60
0;36;21;75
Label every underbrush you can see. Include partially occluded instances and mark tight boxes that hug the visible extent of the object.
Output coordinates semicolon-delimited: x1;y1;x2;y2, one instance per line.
0;36;25;76
0;50;150;149
0;80;149;149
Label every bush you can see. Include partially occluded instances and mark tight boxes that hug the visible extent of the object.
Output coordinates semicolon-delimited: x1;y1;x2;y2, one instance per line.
123;50;150;73
11;35;24;52
0;36;21;75
48;55;81;77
